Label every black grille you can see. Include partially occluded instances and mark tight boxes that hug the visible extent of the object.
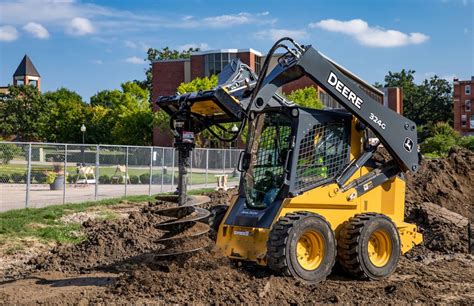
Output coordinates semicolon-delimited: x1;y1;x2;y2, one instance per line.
295;122;349;192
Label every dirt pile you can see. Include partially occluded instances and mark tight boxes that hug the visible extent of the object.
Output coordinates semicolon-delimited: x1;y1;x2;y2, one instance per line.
406;147;474;221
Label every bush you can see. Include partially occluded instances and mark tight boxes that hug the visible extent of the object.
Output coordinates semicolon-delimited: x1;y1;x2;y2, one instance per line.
421;134;457;156
99;175;111;184
457;135;474;151
129;175;139;184
32;171;48;184
86;174;95;180
67;174;78;184
0;173;10;183
0;143;22;164
11;172;25;183
429;122;460;139
139;173;150;184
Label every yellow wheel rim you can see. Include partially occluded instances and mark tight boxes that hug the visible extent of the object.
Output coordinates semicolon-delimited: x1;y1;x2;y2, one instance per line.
368;230;392;267
296;230;325;270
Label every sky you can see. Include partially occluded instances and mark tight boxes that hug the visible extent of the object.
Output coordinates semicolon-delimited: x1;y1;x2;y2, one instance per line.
0;0;473;101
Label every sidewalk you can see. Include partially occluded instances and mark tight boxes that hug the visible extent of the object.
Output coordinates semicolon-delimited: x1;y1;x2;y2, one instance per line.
0;182;238;212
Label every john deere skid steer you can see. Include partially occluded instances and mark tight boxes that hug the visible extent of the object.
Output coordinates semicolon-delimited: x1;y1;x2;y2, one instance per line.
157;37;422;282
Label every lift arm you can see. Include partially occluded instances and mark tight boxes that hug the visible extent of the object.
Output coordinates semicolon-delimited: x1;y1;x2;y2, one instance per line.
250;41;419;173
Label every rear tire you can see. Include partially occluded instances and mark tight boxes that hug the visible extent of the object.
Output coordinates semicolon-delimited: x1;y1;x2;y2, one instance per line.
337;213;400;280
267;212;336;283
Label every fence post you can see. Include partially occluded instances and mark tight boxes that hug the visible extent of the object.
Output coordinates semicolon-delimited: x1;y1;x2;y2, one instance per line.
63;144;67;204
125;146;129;197
171;148;175;191
205;148;209;187
222;148;226;175
95;145;99;201
149;147;153;196
190;151;193;189
161;147;165;193
25;143;32;208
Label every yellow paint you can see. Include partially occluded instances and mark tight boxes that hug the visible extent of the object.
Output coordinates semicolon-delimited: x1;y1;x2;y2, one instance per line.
368;230;392;267
190;100;225;116
215;117;423;266
296;230;325;270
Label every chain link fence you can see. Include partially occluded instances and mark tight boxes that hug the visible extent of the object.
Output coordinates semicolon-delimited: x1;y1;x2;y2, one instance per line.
0;142;241;212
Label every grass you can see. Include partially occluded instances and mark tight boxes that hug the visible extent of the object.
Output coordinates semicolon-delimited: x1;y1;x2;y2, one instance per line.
0;187;214;247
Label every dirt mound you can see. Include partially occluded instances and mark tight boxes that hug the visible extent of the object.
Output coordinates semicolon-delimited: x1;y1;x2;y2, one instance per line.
406;202;470;253
406;147;474;221
108;249;473;304
29;191;235;273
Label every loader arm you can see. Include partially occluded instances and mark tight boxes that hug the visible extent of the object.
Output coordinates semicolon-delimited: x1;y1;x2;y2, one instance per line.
250;43;419;174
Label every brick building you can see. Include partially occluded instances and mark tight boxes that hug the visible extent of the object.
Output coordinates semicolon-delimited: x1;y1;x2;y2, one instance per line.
453;77;474;135
152;49;402;146
0;54;41;94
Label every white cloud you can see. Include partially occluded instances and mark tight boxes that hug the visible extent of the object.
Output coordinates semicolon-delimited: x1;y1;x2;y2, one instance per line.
91;59;103;65
67;17;94;35
310;19;429;48
177;42;209;51
125;56;143;64
0;25;19;42
254;28;308;41
124;40;149;51
23;22;49;39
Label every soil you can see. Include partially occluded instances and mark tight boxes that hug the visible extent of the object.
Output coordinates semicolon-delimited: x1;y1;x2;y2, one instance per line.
1;150;473;304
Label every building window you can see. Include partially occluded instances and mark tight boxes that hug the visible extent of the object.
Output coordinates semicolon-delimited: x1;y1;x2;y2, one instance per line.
471;115;474;129
204;53;235;76
466;85;471;95
461;114;467;127
254;54;262;75
466;100;471;112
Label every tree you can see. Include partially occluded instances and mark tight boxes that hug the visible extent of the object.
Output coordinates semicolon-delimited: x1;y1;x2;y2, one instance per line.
177;75;218;94
286;86;324;109
43;88;87;143
382;70;453;125
88;82;154;145
0;85;49;141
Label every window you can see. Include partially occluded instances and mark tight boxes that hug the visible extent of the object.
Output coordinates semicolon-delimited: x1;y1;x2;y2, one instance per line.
254;54;262;75
466;85;471;95
466;100;471;112
204;53;233;76
471;115;474;129
461;114;467;127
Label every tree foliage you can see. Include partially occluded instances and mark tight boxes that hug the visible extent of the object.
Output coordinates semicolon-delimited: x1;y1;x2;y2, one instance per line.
177;75;218;94
0;85;49;141
286;86;324;109
383;69;453;125
43;88;87;143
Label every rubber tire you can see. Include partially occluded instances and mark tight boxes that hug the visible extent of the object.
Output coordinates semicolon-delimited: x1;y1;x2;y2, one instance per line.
337;213;400;280
208;205;228;232
267;212;336;283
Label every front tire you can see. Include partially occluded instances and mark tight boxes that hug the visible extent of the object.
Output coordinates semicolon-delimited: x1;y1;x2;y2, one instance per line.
267;212;336;283
337;213;400;280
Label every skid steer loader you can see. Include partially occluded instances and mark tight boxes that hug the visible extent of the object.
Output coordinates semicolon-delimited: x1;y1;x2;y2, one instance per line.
157;37;422;282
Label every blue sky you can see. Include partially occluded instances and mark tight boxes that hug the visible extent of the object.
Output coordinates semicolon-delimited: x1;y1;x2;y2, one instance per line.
0;0;472;101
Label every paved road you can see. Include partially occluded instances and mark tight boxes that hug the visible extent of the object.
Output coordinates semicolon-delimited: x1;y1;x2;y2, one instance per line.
0;181;238;212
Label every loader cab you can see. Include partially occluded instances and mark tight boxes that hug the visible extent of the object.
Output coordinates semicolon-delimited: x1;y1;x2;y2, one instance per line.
230;107;352;228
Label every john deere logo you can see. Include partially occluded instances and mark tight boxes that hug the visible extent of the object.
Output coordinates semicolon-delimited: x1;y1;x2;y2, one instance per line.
404;137;414;152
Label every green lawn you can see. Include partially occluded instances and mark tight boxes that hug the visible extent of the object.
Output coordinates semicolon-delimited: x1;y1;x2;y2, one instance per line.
0;188;215;247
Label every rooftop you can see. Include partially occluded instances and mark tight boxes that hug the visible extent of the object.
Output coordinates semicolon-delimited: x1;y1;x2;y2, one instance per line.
13;55;40;77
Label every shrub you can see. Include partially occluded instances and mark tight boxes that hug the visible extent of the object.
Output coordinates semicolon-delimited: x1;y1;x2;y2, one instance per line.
429;122;460;139
32;171;48;184
11;172;25;183
67;174;78;184
0;143;22;164
99;175;111;184
0;173;10;183
139;173;150;184
421;134;457;156
45;172;56;184
457;135;474;151
86;174;95;180
129;175;139;184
